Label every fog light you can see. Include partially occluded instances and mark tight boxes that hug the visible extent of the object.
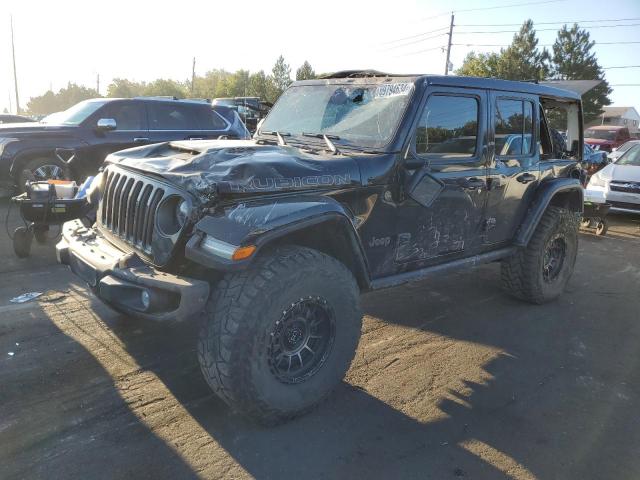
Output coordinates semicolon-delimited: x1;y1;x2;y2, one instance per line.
141;290;151;310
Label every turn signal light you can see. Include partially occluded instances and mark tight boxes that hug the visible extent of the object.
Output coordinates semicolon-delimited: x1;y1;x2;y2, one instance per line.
232;245;256;261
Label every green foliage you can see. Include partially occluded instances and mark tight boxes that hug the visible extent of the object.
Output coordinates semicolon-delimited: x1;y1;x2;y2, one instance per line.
457;20;549;80
456;20;611;121
271;55;292;98
106;78;145;98
296;61;316;81
143;78;188;98
28;56;296;114
552;24;611;124
27;83;100;115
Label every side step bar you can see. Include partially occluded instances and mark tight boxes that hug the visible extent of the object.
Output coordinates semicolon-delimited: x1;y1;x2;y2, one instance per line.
370;247;516;290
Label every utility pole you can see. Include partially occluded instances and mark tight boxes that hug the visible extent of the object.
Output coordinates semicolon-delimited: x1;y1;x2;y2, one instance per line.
444;13;454;76
96;73;100;95
10;15;20;114
191;57;196;95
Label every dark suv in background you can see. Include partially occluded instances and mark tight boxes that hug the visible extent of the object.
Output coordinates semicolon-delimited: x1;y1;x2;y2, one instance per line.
0;97;249;194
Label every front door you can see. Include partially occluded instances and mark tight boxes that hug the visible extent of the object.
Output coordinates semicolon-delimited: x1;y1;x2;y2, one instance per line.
393;87;489;271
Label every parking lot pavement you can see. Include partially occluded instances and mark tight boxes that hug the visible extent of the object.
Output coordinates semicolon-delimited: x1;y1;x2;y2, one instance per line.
0;199;639;480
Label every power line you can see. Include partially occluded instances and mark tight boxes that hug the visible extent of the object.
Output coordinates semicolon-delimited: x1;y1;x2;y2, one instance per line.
457;22;640;34
380;26;450;46
610;84;640;87
416;0;566;23
603;65;640;70
457;17;640;27
449;0;566;14
452;41;640;47
394;45;447;58
381;33;448;51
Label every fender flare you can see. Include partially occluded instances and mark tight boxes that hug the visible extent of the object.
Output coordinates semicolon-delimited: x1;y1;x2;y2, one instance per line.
514;178;583;247
185;195;371;287
9;146;78;179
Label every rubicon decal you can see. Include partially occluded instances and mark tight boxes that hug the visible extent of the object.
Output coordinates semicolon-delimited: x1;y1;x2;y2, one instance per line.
229;174;351;192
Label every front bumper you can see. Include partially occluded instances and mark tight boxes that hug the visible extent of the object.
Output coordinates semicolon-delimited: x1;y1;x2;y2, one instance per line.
585;186;640;214
57;219;209;321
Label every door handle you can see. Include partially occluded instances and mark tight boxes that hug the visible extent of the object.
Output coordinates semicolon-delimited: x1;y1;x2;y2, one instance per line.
133;137;149;143
516;173;536;184
459;177;486;190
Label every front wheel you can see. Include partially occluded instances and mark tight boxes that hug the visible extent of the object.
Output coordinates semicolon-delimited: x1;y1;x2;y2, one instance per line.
18;157;71;192
198;246;362;424
501;206;578;304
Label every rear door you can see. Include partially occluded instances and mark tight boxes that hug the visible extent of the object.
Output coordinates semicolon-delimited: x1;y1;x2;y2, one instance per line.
147;102;204;143
484;92;539;245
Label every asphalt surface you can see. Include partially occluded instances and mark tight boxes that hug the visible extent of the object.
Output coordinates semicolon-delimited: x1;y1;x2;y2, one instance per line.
1;199;639;480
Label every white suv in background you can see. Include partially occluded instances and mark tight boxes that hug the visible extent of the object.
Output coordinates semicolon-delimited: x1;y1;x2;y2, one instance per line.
586;144;640;214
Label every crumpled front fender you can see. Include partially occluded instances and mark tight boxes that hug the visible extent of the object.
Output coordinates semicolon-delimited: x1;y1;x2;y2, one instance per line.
185;195;366;272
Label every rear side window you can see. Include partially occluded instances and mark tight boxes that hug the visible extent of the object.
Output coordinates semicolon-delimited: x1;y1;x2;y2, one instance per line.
194;107;229;130
415;95;479;158
495;99;534;156
148;103;198;130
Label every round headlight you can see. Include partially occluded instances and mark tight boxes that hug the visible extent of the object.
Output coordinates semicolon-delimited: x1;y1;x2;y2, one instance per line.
176;199;189;227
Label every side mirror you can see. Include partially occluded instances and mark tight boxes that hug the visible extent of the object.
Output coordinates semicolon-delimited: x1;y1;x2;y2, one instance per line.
96;118;117;131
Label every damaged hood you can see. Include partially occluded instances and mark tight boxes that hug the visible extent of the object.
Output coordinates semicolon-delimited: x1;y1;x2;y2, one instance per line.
105;140;361;202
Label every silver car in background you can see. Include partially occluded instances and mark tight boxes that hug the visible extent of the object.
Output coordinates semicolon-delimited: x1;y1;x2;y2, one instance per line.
607;140;640;163
586;144;640;214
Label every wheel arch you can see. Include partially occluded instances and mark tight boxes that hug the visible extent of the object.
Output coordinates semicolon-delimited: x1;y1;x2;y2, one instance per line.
185;196;372;290
514;178;583;247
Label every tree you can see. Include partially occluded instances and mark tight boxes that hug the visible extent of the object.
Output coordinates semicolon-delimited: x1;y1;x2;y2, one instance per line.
296;61;316;80
457;51;502;77
142;79;188;98
26;83;99;115
107;78;145;98
271;55;292;100
498;20;550;80
551;24;611;124
247;70;273;100
456;20;549;81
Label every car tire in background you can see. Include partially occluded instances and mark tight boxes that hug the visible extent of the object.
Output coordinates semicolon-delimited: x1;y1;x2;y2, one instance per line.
18;157;71;192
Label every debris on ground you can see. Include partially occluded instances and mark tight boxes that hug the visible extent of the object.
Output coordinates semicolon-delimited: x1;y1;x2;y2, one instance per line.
8;290;67;304
10;292;43;303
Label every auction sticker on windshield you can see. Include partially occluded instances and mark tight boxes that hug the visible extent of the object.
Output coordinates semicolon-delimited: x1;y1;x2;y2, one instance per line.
374;83;413;98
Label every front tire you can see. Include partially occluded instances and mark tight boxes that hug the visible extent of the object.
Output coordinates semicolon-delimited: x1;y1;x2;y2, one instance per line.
198;246;362;424
501;206;578;304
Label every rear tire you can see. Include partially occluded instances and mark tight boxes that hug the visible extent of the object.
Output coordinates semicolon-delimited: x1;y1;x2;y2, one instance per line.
198;245;362;424
501;206;578;304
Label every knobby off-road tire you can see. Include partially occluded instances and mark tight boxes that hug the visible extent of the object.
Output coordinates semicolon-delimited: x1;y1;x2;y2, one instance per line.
501;206;578;304
198;246;362;424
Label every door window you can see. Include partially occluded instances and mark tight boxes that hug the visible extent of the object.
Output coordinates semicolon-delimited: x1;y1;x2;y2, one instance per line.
495;99;534;156
98;102;146;130
148;103;198;130
415;95;479;158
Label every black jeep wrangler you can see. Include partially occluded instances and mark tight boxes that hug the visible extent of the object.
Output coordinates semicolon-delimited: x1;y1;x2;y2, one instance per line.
57;71;584;423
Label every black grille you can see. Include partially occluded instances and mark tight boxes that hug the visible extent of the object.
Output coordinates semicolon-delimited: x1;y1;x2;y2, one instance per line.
610;182;640;194
99;168;165;254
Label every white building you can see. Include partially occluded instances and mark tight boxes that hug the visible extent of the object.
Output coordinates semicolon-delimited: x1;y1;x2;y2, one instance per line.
587;106;640;135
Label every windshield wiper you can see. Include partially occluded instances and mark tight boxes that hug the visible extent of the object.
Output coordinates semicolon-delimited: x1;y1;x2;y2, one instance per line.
301;132;341;154
260;130;290;146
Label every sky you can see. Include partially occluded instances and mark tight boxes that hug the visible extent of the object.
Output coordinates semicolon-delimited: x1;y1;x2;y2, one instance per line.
1;0;639;114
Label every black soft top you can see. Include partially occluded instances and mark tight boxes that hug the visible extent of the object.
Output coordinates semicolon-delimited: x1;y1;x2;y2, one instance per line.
296;70;581;101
